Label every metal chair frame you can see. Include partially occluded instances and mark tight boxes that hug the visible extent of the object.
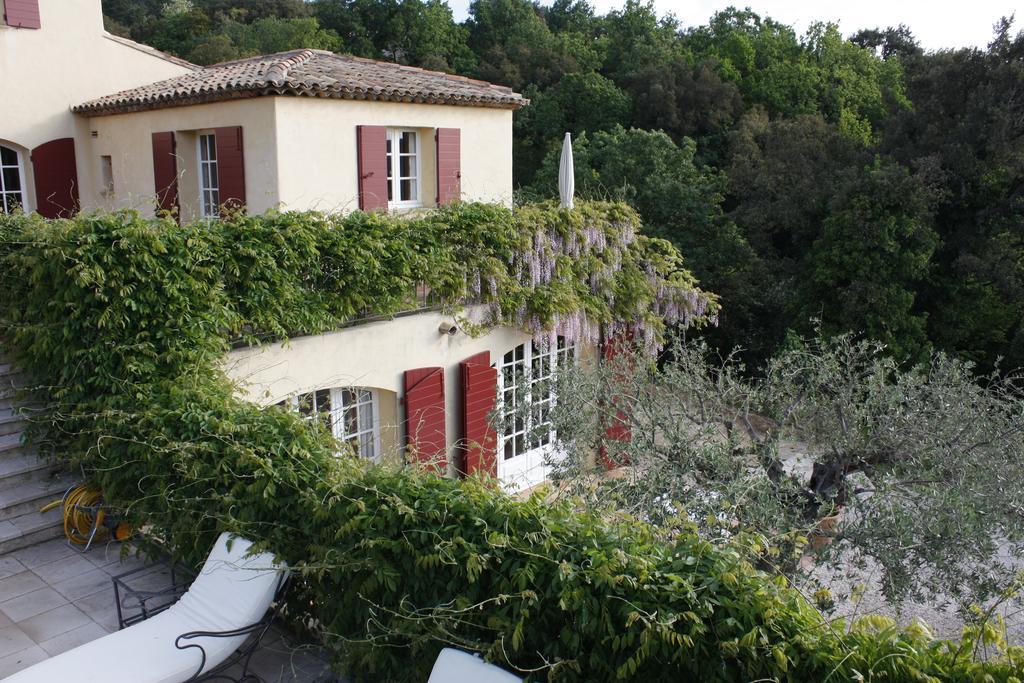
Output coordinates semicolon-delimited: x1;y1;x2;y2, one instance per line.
111;558;290;683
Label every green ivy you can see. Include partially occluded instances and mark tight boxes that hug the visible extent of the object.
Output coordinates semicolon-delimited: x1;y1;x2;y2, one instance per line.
0;205;1020;681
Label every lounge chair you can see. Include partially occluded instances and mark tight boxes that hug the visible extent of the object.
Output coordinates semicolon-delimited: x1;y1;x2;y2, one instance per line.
4;532;286;683
427;648;522;682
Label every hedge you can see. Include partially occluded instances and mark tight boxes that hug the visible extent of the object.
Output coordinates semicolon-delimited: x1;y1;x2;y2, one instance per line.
0;205;1020;681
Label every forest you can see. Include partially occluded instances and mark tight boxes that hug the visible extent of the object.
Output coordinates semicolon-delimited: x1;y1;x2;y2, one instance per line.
101;0;1024;372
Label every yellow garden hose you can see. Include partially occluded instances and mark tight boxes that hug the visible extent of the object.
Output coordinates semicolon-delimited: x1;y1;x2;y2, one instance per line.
40;484;131;546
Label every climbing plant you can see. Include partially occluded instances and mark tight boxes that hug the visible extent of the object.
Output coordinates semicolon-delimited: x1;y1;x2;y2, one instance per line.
0;204;1020;681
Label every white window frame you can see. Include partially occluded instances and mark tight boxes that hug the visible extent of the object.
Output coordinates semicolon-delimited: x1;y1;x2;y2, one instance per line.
197;132;220;218
279;387;382;462
497;337;576;487
329;387;381;463
0;144;27;214
386;128;421;209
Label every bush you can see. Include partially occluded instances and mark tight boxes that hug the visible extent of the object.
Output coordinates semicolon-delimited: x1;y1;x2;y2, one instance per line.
0;207;1020;681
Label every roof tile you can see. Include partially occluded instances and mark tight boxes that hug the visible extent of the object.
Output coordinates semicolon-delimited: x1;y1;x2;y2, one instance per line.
73;49;526;116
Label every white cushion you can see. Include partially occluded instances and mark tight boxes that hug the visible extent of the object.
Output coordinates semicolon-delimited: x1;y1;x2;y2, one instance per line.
427;648;522;683
3;533;283;683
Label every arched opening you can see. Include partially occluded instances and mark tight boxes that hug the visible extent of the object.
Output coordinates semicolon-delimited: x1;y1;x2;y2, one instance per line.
276;386;399;462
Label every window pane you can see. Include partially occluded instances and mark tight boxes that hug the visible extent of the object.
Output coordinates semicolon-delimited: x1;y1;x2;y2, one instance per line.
360;432;375;460
201;162;211;189
359;403;373;432
315;389;331;413
208;161;219;190
399;155;414;178
2;168;20;193
205;135;217;161
344;406;357;435
0;146;16;167
399;132;416;154
400;179;416;201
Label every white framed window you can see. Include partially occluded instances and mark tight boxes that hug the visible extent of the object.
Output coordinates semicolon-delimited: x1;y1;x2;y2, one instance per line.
279;387;381;461
498;337;576;484
386;129;420;208
197;133;220;218
0;145;27;214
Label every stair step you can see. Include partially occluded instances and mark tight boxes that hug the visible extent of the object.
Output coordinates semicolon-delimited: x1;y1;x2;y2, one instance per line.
0;413;24;438
0;453;56;491
0;507;64;554
0;432;30;458
0;474;70;522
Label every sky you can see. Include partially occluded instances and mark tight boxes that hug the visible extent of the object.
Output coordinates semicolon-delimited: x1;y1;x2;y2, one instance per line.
447;0;1023;51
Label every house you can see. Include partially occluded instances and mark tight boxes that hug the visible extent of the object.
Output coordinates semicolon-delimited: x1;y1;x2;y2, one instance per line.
1;0;193;217
1;0;589;495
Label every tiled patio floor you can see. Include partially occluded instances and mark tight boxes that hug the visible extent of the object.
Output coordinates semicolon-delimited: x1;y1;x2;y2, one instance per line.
0;537;344;681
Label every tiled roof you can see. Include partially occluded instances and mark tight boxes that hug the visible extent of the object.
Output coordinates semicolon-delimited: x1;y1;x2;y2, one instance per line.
73;49;526;116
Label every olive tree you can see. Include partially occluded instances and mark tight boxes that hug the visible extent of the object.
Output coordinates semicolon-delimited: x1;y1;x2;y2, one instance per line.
538;334;1024;617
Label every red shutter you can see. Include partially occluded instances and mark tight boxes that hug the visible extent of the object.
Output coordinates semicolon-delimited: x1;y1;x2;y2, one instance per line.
404;367;447;472
461;351;497;477
213;126;245;212
357;125;388;212
5;0;40;28
435;128;461;205
599;332;633;469
151;132;179;217
31;138;78;219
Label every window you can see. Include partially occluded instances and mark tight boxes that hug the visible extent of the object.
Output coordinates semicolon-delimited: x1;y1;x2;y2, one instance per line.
0;145;26;214
278;387;380;461
498;337;575;462
386;129;419;207
100;155;114;196
197;133;219;217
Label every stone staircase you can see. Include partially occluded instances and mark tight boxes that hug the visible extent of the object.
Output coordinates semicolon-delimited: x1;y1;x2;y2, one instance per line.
0;352;69;554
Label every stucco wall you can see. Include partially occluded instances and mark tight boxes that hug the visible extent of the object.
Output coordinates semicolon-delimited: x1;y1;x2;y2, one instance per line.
223;309;534;474
85;99;281;219
0;0;192;212
272;97;514;211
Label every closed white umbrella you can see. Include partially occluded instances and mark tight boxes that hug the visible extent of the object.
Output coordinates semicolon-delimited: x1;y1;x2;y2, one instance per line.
558;132;575;209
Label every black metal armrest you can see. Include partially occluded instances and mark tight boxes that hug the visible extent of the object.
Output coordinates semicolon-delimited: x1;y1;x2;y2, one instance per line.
112;561;196;629
176;573;290;683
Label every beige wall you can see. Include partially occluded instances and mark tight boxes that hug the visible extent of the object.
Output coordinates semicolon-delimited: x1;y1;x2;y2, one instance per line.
0;0;192;212
223;309;535;474
85;96;514;218
272;97;515;211
85;99;281;219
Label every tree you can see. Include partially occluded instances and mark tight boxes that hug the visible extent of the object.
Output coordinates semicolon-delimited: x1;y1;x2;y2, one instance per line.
801;158;938;361
624;56;744;142
880;18;1024;373
466;0;597;89
600;0;681;82
224;16;342;56
544;334;1024;617
850;24;923;61
513;72;631;184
